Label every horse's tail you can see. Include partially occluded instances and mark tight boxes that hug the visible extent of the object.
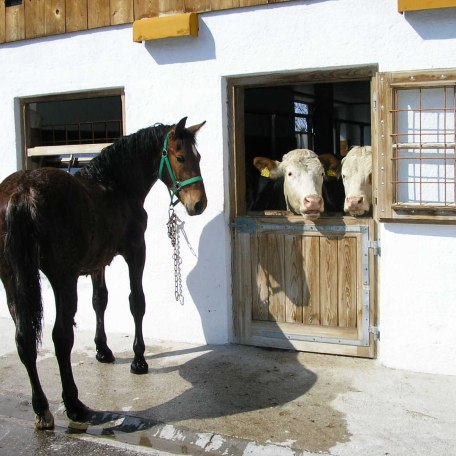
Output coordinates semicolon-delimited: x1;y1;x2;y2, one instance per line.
4;189;43;346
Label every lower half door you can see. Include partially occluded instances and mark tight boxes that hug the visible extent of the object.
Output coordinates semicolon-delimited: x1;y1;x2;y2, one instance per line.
232;216;376;358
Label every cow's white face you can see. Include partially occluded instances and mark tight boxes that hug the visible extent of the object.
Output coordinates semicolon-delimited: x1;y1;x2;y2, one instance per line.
254;149;325;220
341;146;372;216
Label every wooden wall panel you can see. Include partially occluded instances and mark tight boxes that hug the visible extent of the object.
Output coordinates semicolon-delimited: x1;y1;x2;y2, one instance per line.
284;236;303;323
302;236;320;325
210;0;239;9
66;0;88;33
6;4;25;42
25;0;45;40
0;2;5;43
134;0;158;19
88;0;110;29
337;237;357;328
185;0;211;12
159;0;185;13
110;0;133;25
319;236;338;327
267;234;285;322
252;234;269;321
44;0;65;36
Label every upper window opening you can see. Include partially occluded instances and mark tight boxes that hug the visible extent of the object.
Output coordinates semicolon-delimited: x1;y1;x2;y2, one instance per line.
25;94;123;174
6;1;23;7
245;81;371;215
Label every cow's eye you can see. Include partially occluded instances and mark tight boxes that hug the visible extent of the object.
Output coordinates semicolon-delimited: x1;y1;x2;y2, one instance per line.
176;156;185;163
288;171;293;176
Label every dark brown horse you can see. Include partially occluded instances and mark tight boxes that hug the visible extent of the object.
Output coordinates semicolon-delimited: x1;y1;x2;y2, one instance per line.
0;117;207;430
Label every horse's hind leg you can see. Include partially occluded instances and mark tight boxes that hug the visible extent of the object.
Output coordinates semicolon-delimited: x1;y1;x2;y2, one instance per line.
91;268;115;363
0;272;54;429
50;275;90;422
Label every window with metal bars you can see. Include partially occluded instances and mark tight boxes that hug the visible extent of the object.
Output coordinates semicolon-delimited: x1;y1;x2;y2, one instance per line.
392;86;455;209
376;69;456;222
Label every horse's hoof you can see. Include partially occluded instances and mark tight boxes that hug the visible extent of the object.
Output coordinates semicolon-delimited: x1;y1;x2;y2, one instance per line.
96;348;115;363
130;358;148;375
66;399;91;423
35;409;54;430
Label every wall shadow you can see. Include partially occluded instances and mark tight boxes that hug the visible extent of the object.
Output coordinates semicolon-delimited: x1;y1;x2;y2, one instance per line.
402;8;456;40
144;20;216;64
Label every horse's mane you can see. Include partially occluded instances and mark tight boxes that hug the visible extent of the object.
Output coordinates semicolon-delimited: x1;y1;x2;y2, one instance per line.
77;123;171;195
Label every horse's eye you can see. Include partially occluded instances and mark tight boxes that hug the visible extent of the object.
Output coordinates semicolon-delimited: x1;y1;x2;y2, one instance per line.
176;156;185;163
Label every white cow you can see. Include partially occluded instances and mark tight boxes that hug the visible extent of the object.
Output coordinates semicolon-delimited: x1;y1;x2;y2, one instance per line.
253;149;326;220
341;146;373;216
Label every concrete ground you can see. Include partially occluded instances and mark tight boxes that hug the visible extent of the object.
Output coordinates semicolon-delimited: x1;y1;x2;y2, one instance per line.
1;317;455;456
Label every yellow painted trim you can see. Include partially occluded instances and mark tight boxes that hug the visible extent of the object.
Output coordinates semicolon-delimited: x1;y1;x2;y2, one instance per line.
133;13;198;42
398;0;456;12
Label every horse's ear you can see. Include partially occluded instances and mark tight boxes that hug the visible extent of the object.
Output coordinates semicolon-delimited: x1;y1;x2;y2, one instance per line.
174;117;188;137
188;121;206;135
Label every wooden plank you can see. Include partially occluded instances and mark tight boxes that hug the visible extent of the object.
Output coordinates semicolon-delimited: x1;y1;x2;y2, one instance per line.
233;232;253;343
25;0;45;39
133;0;158;19
184;0;211;12
5;3;25;42
337;237;357;328
302;236;320;325
252;234;269;321
240;0;263;6
398;0;456;12
0;2;5;43
159;0;184;14
66;0;88;33
210;0;239;9
319;236;338;327
88;0;110;29
284;236;303;323
267;234;285;322
44;0;65;36
110;0;133;25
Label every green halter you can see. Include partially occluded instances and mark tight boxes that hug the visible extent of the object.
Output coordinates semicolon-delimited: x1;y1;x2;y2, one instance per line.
159;133;204;207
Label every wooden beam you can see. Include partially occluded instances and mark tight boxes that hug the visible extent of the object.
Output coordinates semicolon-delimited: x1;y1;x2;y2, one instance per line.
27;143;112;157
133;12;198;41
398;0;456;12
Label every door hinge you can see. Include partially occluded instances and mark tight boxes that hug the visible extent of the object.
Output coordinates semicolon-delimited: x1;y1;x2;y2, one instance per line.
368;240;380;256
369;325;380;340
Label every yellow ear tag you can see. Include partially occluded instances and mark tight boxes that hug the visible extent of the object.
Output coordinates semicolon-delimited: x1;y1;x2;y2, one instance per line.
326;170;337;177
261;168;270;178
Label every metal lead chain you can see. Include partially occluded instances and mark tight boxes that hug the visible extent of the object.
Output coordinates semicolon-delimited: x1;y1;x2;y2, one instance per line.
167;208;183;303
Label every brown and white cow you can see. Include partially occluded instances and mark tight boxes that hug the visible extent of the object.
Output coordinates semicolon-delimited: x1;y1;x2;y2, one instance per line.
253;149;327;220
341;146;373;216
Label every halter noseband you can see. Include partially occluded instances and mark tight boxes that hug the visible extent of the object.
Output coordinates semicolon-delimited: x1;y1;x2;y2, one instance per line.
159;133;203;207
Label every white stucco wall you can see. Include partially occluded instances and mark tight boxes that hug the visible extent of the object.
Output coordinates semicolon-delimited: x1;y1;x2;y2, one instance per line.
0;0;455;374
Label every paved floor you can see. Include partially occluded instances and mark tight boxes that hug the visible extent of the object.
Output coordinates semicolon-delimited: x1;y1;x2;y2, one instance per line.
1;317;455;456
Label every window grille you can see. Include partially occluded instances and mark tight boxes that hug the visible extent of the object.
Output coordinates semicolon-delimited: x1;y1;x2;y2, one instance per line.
391;86;455;211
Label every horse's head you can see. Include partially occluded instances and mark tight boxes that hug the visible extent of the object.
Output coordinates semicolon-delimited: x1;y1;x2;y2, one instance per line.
162;117;207;216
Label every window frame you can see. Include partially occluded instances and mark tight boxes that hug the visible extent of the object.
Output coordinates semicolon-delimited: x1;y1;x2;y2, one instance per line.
20;89;125;172
375;69;456;223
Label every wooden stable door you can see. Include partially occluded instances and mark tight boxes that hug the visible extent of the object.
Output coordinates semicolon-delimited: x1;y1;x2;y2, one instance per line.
232;216;377;358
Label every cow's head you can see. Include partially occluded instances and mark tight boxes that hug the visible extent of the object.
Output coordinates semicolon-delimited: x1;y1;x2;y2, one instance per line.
253;149;327;220
341;146;373;216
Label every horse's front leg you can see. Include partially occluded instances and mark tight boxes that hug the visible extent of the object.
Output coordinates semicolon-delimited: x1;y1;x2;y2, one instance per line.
91;268;115;363
124;238;148;374
50;275;90;422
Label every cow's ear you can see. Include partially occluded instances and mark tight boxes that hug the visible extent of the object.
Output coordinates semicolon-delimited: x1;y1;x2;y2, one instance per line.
253;157;283;179
318;153;341;180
